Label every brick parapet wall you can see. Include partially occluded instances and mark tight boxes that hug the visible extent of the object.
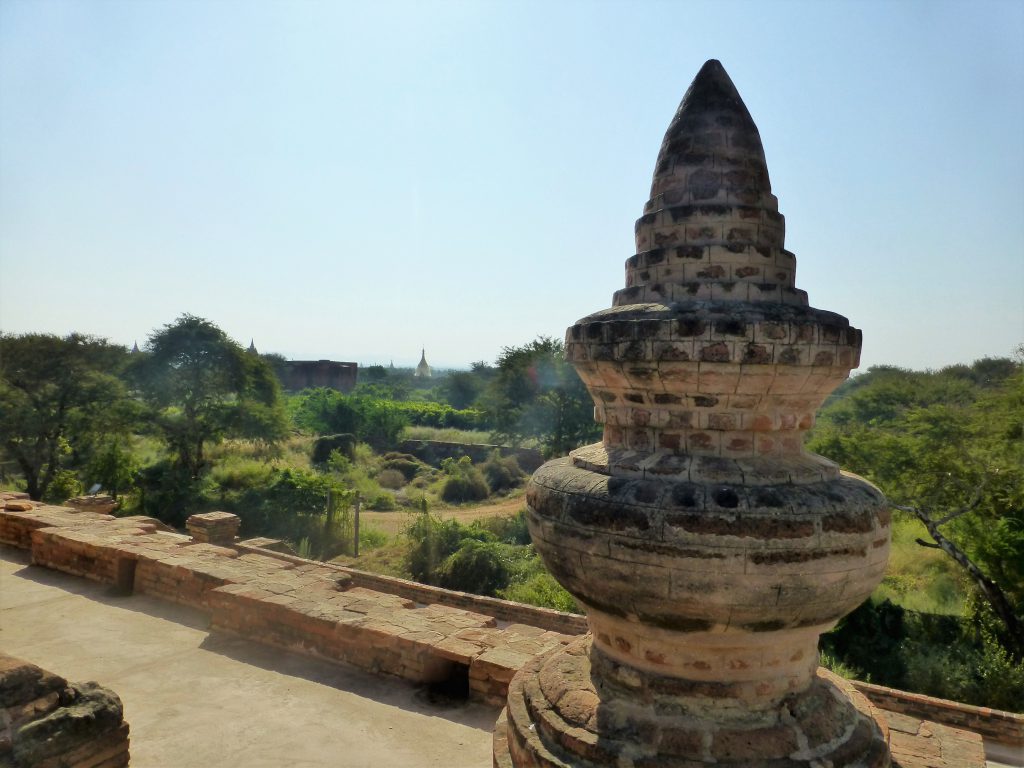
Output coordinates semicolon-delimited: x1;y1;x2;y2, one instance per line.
0;499;570;707
233;541;589;635
852;680;1023;747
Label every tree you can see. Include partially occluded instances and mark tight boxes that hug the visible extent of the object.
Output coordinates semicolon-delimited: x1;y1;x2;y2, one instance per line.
809;358;1024;658
0;333;134;500
132;315;287;479
482;337;599;456
0;333;138;501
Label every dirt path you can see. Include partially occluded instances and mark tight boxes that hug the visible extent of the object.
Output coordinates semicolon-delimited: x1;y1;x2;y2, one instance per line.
358;495;526;537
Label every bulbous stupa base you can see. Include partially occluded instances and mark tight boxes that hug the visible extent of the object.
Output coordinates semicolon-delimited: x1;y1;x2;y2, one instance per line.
494;636;890;768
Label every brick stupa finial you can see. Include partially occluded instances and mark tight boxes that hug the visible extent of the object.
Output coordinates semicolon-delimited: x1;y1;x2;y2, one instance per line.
494;60;892;768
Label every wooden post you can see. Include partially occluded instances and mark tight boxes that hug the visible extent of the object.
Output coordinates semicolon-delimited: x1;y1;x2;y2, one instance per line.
353;492;361;558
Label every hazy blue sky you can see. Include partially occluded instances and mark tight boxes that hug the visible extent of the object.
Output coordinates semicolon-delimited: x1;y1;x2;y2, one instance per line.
2;0;1021;370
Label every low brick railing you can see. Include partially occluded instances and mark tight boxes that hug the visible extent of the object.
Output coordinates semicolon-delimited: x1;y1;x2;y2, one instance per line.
0;497;570;707
233;540;589;635
852;680;1023;747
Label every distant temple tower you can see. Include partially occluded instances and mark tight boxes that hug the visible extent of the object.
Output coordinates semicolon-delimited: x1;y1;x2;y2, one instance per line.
415;349;431;378
495;60;892;767
247;339;258;355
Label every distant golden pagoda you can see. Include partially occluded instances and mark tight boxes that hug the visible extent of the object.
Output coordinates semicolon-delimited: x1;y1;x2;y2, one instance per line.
415;349;431;378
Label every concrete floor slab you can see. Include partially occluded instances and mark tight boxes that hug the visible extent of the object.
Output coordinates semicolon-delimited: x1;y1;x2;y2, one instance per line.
0;547;496;768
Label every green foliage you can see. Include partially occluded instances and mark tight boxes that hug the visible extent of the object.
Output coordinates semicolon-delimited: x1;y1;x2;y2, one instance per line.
809;357;1024;654
440;370;487;411
0;333;136;500
380;453;425;481
482;337;599;456
480;451;525;493
403;507;576;611
85;439;140;502
358;525;389;551
474;508;532;545
499;571;578;613
132;315;288;479
821;599;908;685
366;491;397;511
311;434;356;465
291;389;409;449
42;469;84;504
818;651;861;681
439;539;510;596
136;461;202;527
439;456;490;503
405;509;475;585
235;468;355;559
376;468;407;489
401;426;492;444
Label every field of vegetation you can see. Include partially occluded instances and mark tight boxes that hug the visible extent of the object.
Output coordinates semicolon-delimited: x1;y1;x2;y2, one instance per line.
1;318;1020;710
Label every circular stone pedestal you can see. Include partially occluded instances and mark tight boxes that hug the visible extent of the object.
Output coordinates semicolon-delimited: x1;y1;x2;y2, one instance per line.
494;636;889;768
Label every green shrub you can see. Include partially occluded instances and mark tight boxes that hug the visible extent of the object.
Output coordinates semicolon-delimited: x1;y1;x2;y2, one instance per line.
208;456;274;491
481;451;524;493
441;473;489;503
381;453;424;481
500;571;577;613
358;525;389;551
42;469;83;504
311;434;356;464
819;651;861;681
475;509;531;545
820;599;907;686
367;492;397;511
439;539;511;596
405;510;468;584
439;456;489;503
85;439;139;501
376;468;407;490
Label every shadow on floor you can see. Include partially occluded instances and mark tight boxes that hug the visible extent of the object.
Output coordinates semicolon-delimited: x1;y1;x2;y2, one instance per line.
1;547;499;734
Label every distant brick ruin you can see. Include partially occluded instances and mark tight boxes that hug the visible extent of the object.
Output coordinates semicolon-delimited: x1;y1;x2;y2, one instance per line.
278;360;358;393
494;59;895;767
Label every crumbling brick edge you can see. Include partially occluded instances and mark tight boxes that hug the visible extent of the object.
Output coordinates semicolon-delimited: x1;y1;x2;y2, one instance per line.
852;679;1023;747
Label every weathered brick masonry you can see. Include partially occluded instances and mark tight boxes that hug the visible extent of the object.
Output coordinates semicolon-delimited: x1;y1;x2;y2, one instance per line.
0;653;130;768
0;493;571;706
852;680;1024;749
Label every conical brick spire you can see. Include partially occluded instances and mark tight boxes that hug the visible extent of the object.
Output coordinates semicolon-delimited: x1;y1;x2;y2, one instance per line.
496;60;891;768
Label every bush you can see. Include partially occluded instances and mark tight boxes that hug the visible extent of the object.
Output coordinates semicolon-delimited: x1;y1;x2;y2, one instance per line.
367;492;397;511
474;509;531;545
405;510;468;584
376;468;407;490
85;439;139;501
441;473;489;503
136;461;203;527
500;571;577;613
42;469;83;504
381;453;424;481
358;525;389;551
439;456;489;503
439;539;510;596
311;433;356;465
208;456;275;492
481;451;524;493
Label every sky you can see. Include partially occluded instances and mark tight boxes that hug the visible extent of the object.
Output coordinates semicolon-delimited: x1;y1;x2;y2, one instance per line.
1;0;1022;371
